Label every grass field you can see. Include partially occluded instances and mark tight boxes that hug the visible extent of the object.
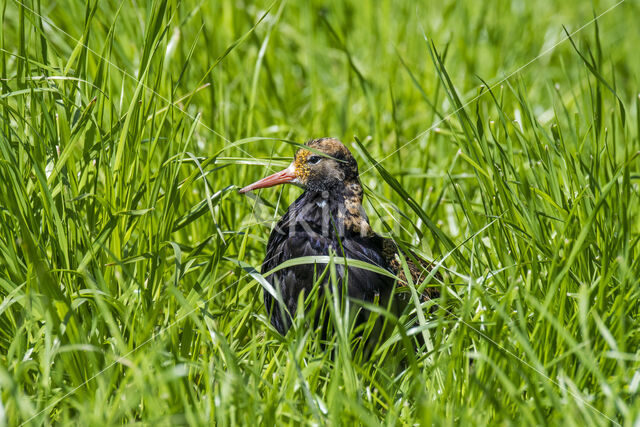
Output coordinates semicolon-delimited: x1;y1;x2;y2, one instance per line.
1;0;639;424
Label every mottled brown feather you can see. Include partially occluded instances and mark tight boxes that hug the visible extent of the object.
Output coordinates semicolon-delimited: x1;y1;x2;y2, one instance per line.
382;238;441;301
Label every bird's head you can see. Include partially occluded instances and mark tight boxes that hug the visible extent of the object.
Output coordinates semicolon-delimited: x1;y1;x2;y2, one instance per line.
239;138;359;194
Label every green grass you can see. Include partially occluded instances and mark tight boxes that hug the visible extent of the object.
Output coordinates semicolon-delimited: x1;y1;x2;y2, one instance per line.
1;0;639;424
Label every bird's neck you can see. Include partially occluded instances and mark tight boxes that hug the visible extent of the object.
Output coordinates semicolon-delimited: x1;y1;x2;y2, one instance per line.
296;179;373;238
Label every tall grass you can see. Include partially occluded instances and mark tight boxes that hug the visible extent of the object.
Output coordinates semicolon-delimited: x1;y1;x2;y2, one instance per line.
0;0;638;424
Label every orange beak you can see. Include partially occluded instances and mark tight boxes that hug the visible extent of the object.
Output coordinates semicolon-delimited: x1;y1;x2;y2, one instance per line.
239;164;297;194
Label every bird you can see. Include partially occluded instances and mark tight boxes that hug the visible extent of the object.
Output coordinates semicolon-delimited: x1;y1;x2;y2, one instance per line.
239;137;440;335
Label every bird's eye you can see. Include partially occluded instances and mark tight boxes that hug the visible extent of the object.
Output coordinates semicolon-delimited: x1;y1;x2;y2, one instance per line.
307;156;322;165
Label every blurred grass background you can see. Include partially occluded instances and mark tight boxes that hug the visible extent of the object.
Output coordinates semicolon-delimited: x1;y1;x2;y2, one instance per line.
1;0;639;424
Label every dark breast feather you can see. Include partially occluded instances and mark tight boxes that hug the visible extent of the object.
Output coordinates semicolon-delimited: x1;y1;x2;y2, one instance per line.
261;195;396;334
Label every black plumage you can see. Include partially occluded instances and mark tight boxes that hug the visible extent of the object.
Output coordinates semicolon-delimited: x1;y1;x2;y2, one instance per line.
240;138;439;334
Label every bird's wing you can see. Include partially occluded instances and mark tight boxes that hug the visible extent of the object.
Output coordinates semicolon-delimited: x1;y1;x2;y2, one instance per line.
381;238;441;300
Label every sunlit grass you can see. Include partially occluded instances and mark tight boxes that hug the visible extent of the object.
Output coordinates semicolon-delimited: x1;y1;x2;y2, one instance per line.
0;0;639;424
